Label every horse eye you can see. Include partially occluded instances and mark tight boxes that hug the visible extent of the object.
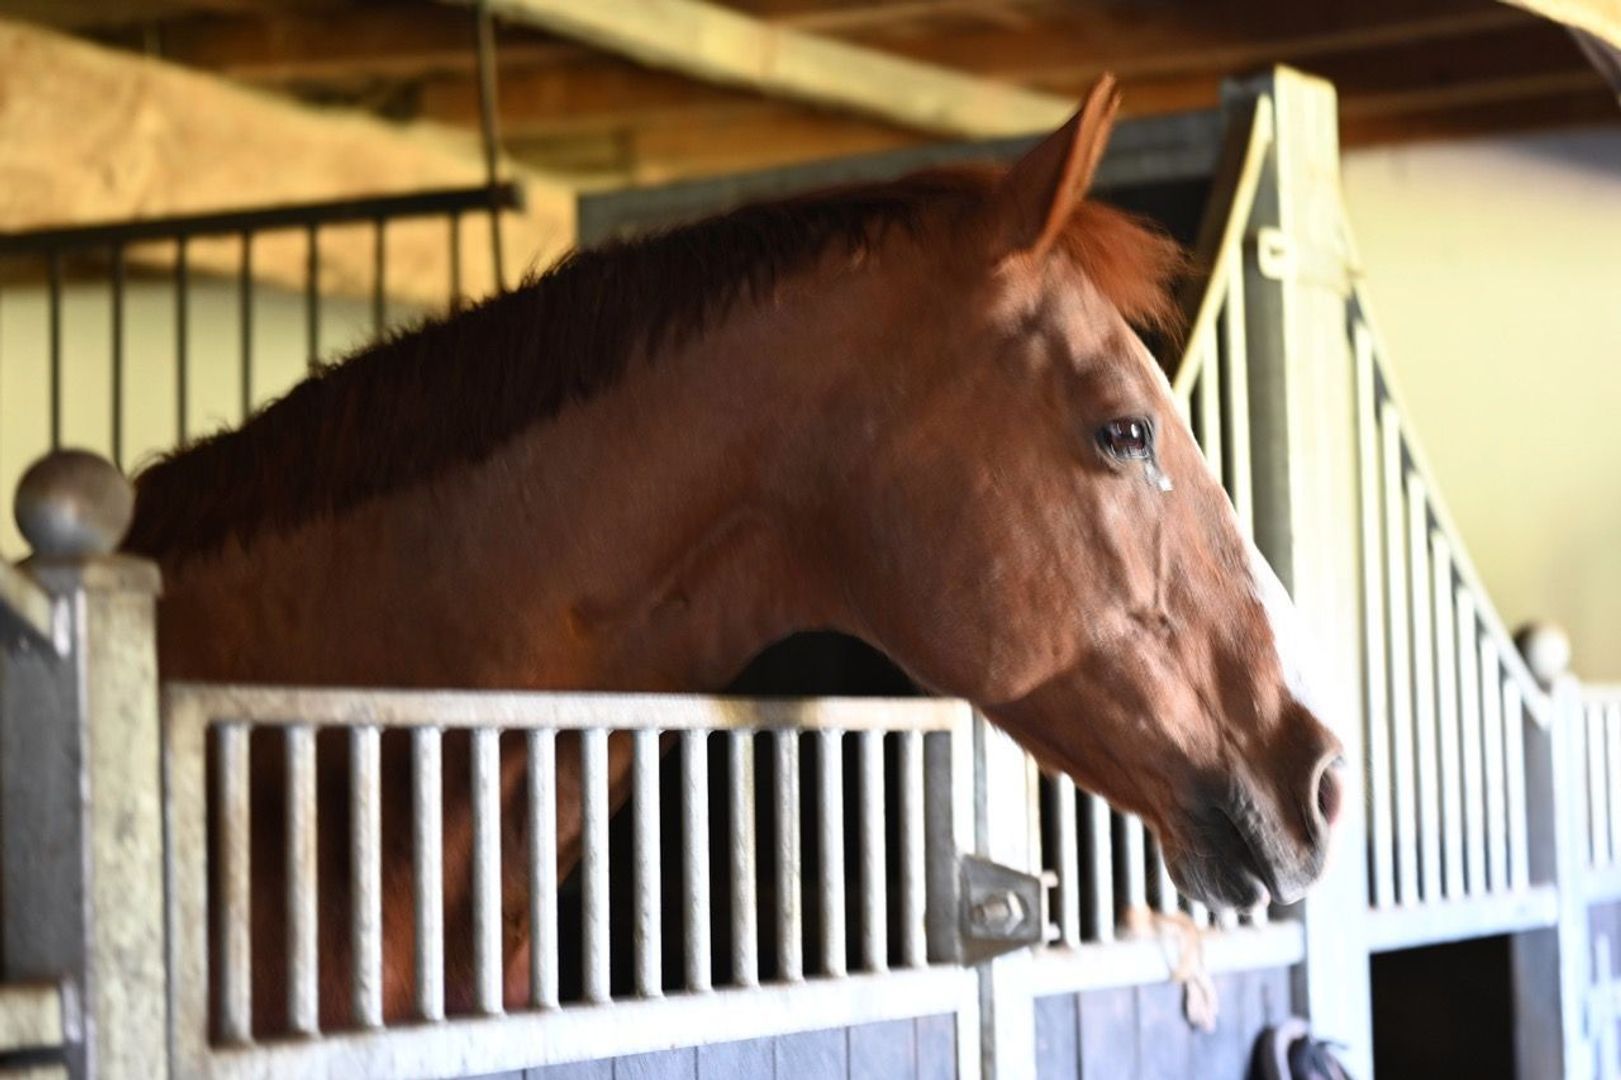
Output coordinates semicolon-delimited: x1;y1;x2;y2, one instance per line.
1098;417;1153;460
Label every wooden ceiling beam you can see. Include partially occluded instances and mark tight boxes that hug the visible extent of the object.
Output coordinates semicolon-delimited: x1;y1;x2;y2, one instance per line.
1500;0;1621;49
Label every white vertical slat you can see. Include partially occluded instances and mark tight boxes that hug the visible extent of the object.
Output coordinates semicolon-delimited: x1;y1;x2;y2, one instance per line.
1196;342;1224;480
1355;328;1393;909
1430;534;1464;900
898;731;926;968
728;732;759;988
1406;475;1441;902
774;730;803;983
528;729;559;1008
1456;591;1486;896
286;725;319;1036
1589;704;1612;867
471;728;502;1015
633;728;663;998
1087;795;1115;942
1223;272;1254;535
1381;403;1419;905
1607;703;1621;869
816;730;846;978
1502;682;1529;890
1154;836;1178;917
1187;899;1210;929
859;731;888;973
218;723;253;1043
350;725;383;1029
1120;814;1148;919
581;729;610;1003
680;730;711;992
1481;642;1508;892
412;728;445;1021
1052;776;1081;947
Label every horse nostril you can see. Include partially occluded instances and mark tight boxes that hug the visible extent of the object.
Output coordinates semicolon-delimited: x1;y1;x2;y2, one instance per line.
1313;755;1345;831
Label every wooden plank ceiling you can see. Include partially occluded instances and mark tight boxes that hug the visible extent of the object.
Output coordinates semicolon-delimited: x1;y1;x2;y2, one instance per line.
20;0;1621;189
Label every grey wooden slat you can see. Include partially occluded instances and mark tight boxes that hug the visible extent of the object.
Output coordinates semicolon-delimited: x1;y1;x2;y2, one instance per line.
915;1014;957;1080
527;1061;613;1080
1194;973;1249;1080
614;1047;700;1080
1034;994;1080;1080
697;1036;775;1080
849;1018;917;1080
1077;987;1137;1080
1135;982;1190;1078
775;1027;847;1080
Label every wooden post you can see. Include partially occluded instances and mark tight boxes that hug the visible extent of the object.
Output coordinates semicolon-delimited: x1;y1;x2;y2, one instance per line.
1229;67;1374;1077
1513;624;1592;1080
0;451;166;1079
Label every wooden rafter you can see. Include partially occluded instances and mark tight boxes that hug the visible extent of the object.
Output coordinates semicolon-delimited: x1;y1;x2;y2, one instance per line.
447;0;1076;138
1501;0;1621;49
0;18;574;304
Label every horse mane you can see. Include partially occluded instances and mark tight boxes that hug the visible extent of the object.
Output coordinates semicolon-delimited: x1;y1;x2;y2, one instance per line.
125;167;1183;562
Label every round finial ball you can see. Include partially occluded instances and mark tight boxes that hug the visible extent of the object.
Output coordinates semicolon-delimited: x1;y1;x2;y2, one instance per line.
15;450;134;558
1515;621;1572;684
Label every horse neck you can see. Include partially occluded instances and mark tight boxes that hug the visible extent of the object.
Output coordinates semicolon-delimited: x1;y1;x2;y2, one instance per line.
159;251;908;693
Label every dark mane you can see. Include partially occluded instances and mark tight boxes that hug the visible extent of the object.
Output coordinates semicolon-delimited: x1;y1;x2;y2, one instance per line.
125;168;1183;562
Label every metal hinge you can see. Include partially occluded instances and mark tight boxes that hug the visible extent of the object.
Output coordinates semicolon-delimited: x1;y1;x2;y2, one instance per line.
957;853;1046;965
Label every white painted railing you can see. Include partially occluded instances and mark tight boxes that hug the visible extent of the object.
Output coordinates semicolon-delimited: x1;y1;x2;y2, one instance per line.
1578;685;1621;903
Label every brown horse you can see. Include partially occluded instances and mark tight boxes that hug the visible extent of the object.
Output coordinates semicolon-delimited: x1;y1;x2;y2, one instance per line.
126;77;1343;1033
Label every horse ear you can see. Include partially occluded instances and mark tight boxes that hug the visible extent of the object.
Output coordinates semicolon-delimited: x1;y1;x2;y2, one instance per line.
994;74;1121;258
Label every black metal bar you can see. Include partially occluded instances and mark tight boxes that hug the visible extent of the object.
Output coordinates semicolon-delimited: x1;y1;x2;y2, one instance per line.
448;212;462;314
0;183;523;256
372;219;386;335
176;237;189;444
474;0;507;293
240;231;254;420
47;251;62;450
306;224;320;373
110;245;125;470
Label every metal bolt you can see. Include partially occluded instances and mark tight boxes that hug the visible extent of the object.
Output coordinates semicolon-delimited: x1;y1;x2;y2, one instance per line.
15;450;134;559
970;890;1026;935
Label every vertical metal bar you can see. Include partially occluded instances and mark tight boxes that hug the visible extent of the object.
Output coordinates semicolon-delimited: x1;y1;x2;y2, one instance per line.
1502;682;1529;890
1154;837;1177;916
728;732;758;988
412;728;445;1021
239;231;254;419
372;219;387;335
1187;898;1210;929
816;729;846;977
581;729;610;1003
175;237;189;443
1457;590;1486;894
1051;776;1081;946
633;728;663;998
472;729;502;1015
1407;476;1441;901
1606;703;1621;867
1223;270;1253;534
110;245;125;470
448;212;463;313
1431;534;1464;900
1355;329;1393;908
1588;703;1611;868
1481;641;1508;892
1216;906;1239;931
218;724;252;1043
286;725;319;1036
350;726;383;1028
681;730;712;992
305;224;321;372
1381;403;1418;905
47;250;62;450
527;729;558;1008
898;730;926;968
474;0;507;291
1121;814;1148;917
1196;343;1223;479
858;730;887;973
774;730;803;982
1087;794;1115;942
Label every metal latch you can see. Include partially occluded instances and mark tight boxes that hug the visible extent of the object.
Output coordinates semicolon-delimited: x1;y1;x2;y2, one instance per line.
958;853;1045;964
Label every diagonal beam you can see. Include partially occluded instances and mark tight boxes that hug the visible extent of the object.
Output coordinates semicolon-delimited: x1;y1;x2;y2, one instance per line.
1501;0;1621;49
454;0;1075;138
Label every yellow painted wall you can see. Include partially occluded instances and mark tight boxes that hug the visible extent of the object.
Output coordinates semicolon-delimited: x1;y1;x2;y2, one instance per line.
1342;126;1621;680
